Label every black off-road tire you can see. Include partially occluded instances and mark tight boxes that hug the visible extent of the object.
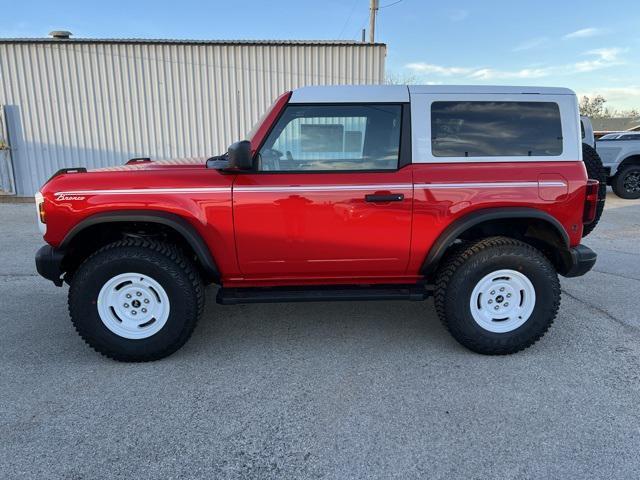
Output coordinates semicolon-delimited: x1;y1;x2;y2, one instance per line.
68;239;204;362
434;237;560;355
582;143;606;236
611;164;640;199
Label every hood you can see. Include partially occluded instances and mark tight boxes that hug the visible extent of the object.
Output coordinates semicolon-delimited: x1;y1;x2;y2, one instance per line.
91;156;208;172
39;156;231;199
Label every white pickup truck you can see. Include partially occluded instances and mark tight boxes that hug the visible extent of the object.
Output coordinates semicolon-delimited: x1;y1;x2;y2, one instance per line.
597;132;640;199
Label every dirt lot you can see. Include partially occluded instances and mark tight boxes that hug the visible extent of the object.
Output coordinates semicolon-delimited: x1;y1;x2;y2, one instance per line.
1;192;639;479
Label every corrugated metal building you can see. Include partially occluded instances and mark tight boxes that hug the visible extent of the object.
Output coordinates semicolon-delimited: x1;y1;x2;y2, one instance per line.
0;37;386;196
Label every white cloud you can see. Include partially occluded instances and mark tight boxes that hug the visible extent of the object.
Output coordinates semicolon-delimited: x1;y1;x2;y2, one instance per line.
512;37;549;52
405;47;625;81
406;62;552;80
577;86;640;108
574;48;625;72
405;63;473;76
564;28;603;39
468;67;552;80
585;48;622;61
448;9;469;22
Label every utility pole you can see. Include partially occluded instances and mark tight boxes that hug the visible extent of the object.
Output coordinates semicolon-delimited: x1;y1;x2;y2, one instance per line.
369;0;378;43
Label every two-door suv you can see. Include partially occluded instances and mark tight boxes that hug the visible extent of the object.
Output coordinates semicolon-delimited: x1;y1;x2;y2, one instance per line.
35;85;599;361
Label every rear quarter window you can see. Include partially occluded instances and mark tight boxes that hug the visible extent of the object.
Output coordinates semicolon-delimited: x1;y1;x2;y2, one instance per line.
431;101;563;157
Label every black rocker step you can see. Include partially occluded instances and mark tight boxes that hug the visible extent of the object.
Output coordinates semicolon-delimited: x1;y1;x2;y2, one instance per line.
216;284;430;305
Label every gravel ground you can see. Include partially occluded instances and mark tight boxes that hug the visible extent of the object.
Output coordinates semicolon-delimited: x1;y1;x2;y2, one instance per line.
1;192;639;479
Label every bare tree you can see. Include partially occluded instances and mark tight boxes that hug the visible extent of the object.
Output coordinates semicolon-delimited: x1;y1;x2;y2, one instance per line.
579;95;609;118
385;72;419;85
580;95;640;119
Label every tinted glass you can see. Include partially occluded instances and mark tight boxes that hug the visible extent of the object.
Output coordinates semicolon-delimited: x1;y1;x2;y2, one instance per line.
258;104;402;171
431;101;563;157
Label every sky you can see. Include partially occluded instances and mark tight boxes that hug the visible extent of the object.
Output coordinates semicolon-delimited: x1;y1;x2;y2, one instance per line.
2;0;639;110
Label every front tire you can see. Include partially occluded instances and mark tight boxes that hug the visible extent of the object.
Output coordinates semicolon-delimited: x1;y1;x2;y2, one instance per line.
612;164;640;199
68;239;204;362
434;237;560;355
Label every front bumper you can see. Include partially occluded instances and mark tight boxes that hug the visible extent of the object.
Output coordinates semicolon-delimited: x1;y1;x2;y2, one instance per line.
35;245;66;286
562;244;597;278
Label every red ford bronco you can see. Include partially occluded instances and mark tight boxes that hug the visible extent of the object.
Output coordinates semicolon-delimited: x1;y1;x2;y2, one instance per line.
35;85;599;361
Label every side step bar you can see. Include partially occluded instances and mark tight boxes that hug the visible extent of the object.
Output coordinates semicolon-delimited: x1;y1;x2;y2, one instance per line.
217;284;430;305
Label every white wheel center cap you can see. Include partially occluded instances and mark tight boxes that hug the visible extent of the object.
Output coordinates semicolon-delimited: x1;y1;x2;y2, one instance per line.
97;272;171;339
469;269;536;333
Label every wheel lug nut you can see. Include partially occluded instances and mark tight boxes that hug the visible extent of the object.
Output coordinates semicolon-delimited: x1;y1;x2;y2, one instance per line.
490;290;495;295
144;299;149;304
507;293;512;298
123;303;129;308
494;305;499;310
500;287;505;292
504;302;509;307
126;294;132;299
488;299;493;304
136;292;142;297
142;308;147;313
131;310;137;315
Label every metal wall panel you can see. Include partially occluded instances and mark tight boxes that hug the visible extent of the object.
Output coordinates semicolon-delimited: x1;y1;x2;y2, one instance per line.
0;41;386;195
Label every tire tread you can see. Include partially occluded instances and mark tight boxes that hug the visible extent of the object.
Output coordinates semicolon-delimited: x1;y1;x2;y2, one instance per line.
582;143;606;237
434;236;560;355
68;238;204;362
612;164;640;200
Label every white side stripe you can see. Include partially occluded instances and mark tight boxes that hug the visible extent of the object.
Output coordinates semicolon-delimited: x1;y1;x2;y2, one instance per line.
54;187;231;195
55;181;566;197
233;184;413;193
415;181;566;189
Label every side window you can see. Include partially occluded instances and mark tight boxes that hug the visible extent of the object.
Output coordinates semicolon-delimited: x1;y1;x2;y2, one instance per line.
257;104;402;171
431;101;563;157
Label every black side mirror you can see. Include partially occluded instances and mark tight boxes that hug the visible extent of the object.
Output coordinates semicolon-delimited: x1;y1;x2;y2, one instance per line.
227;140;253;170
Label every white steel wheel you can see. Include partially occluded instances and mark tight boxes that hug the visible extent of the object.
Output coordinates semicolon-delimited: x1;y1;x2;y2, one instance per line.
97;272;171;339
469;269;536;333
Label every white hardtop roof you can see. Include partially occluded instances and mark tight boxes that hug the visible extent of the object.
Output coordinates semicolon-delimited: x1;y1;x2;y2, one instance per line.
290;85;576;103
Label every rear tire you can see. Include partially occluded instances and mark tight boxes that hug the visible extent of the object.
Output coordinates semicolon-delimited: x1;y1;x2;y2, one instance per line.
612;164;640;199
68;239;204;362
434;237;560;355
581;143;606;236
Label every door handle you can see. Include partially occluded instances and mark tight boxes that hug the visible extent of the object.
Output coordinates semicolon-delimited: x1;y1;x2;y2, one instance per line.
365;193;404;203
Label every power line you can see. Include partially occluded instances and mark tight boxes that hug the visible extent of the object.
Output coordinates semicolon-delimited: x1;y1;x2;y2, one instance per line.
356;10;370;41
379;0;403;8
338;0;361;39
369;0;404;43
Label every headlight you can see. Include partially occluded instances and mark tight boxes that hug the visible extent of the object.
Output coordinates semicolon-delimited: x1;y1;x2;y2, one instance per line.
35;192;47;235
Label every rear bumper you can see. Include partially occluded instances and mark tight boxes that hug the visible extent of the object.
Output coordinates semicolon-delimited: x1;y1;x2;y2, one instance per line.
35;245;66;286
561;244;597;278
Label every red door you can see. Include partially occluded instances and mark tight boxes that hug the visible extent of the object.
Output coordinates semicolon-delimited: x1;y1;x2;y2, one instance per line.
232;169;414;278
232;102;412;281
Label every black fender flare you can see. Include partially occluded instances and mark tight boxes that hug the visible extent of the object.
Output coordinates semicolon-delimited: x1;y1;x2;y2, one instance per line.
618;154;640;170
420;207;570;278
61;210;220;282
